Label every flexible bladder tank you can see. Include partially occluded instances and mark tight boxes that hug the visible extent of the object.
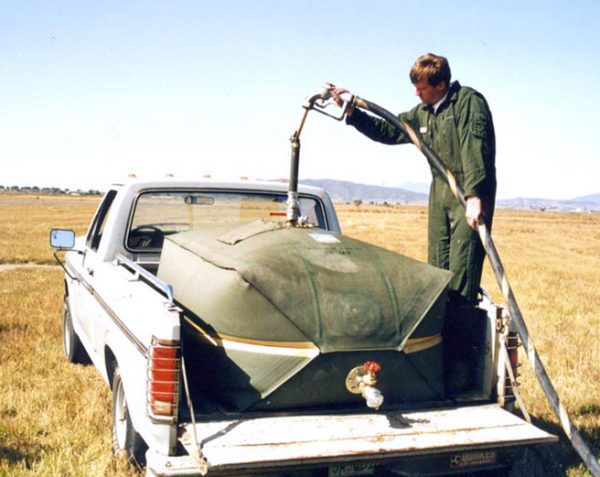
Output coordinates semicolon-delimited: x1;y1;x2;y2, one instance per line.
157;220;452;411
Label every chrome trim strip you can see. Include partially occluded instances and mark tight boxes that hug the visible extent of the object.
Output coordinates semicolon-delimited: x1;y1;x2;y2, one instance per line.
68;264;147;356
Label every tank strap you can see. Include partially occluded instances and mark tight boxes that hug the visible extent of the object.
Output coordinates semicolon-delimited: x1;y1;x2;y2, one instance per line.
403;333;442;354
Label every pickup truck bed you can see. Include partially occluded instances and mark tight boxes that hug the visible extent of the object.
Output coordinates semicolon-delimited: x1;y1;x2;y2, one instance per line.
147;403;556;476
51;179;557;477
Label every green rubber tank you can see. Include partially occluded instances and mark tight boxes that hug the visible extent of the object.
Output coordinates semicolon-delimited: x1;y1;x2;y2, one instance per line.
157;220;453;411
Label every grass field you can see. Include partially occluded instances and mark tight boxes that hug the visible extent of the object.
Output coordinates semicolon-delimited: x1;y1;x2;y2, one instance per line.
0;193;598;476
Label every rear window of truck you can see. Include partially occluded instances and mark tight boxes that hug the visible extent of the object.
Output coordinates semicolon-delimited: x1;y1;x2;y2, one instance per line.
126;190;327;251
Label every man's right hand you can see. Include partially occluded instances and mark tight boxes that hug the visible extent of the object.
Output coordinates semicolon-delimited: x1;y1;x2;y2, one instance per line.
329;84;354;116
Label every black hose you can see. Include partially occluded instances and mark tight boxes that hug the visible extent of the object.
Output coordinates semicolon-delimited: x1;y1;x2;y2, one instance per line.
351;95;600;476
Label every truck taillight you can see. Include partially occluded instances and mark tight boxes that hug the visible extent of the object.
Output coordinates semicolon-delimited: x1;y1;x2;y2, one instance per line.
147;338;180;419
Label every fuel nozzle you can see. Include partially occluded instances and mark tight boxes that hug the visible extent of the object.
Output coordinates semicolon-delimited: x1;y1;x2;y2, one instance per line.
345;361;384;410
303;82;333;108
301;82;349;121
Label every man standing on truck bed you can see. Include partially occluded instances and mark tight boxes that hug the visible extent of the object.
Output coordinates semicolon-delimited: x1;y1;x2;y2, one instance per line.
331;53;496;310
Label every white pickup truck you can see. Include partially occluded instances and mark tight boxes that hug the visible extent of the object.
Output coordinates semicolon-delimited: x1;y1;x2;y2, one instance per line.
51;178;555;477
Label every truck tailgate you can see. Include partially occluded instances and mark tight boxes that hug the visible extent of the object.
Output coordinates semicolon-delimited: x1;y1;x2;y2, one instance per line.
165;403;556;475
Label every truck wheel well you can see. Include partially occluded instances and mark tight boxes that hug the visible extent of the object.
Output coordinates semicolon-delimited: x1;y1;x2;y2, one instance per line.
105;347;118;390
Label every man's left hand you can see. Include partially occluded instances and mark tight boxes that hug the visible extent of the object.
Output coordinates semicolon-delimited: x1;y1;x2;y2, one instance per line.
465;196;482;230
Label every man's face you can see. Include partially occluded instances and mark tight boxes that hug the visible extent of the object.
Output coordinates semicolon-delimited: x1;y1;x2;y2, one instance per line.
413;78;447;105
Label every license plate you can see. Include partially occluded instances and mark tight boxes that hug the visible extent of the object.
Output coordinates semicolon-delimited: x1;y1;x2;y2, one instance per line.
328;462;376;477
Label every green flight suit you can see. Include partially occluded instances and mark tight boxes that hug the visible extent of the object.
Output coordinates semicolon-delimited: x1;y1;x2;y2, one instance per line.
347;81;496;306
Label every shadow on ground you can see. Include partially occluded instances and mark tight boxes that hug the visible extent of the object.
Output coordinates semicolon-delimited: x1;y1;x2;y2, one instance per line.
509;411;600;476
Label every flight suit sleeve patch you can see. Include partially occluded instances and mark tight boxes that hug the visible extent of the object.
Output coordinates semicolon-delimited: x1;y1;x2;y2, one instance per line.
471;113;488;139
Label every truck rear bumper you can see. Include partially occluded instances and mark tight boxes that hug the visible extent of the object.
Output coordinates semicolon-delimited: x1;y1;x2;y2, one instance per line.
147;403;556;476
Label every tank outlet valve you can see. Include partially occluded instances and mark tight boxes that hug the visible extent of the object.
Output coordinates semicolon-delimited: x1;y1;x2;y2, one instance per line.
362;385;384;410
345;361;384;410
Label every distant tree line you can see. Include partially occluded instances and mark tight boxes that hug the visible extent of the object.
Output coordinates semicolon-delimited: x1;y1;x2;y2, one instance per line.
346;198;417;207
0;185;102;195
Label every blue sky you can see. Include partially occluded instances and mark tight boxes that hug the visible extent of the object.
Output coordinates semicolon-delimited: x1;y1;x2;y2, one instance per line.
2;0;599;199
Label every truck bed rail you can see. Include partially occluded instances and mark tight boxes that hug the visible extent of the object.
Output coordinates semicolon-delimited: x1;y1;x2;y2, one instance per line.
116;254;175;307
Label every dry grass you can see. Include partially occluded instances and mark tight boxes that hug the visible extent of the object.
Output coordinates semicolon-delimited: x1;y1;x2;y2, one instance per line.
0;268;135;476
0;193;98;264
0;193;598;476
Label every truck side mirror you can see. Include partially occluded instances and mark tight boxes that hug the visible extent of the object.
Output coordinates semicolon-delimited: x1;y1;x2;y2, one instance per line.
50;229;76;249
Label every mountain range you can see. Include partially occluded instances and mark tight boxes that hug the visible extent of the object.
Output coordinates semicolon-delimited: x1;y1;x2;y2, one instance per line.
297;179;600;211
299;178;427;204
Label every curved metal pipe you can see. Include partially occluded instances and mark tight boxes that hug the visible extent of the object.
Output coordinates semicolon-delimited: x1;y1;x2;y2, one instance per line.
350;95;600;476
287;84;341;225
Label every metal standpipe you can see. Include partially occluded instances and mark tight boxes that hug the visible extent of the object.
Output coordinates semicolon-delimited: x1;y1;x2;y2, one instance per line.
343;94;600;477
286;131;301;225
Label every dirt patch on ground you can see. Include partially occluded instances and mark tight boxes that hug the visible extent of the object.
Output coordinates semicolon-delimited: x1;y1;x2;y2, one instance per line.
0;263;58;272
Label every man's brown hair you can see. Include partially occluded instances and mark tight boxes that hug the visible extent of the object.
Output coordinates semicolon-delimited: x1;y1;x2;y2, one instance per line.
409;53;451;87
